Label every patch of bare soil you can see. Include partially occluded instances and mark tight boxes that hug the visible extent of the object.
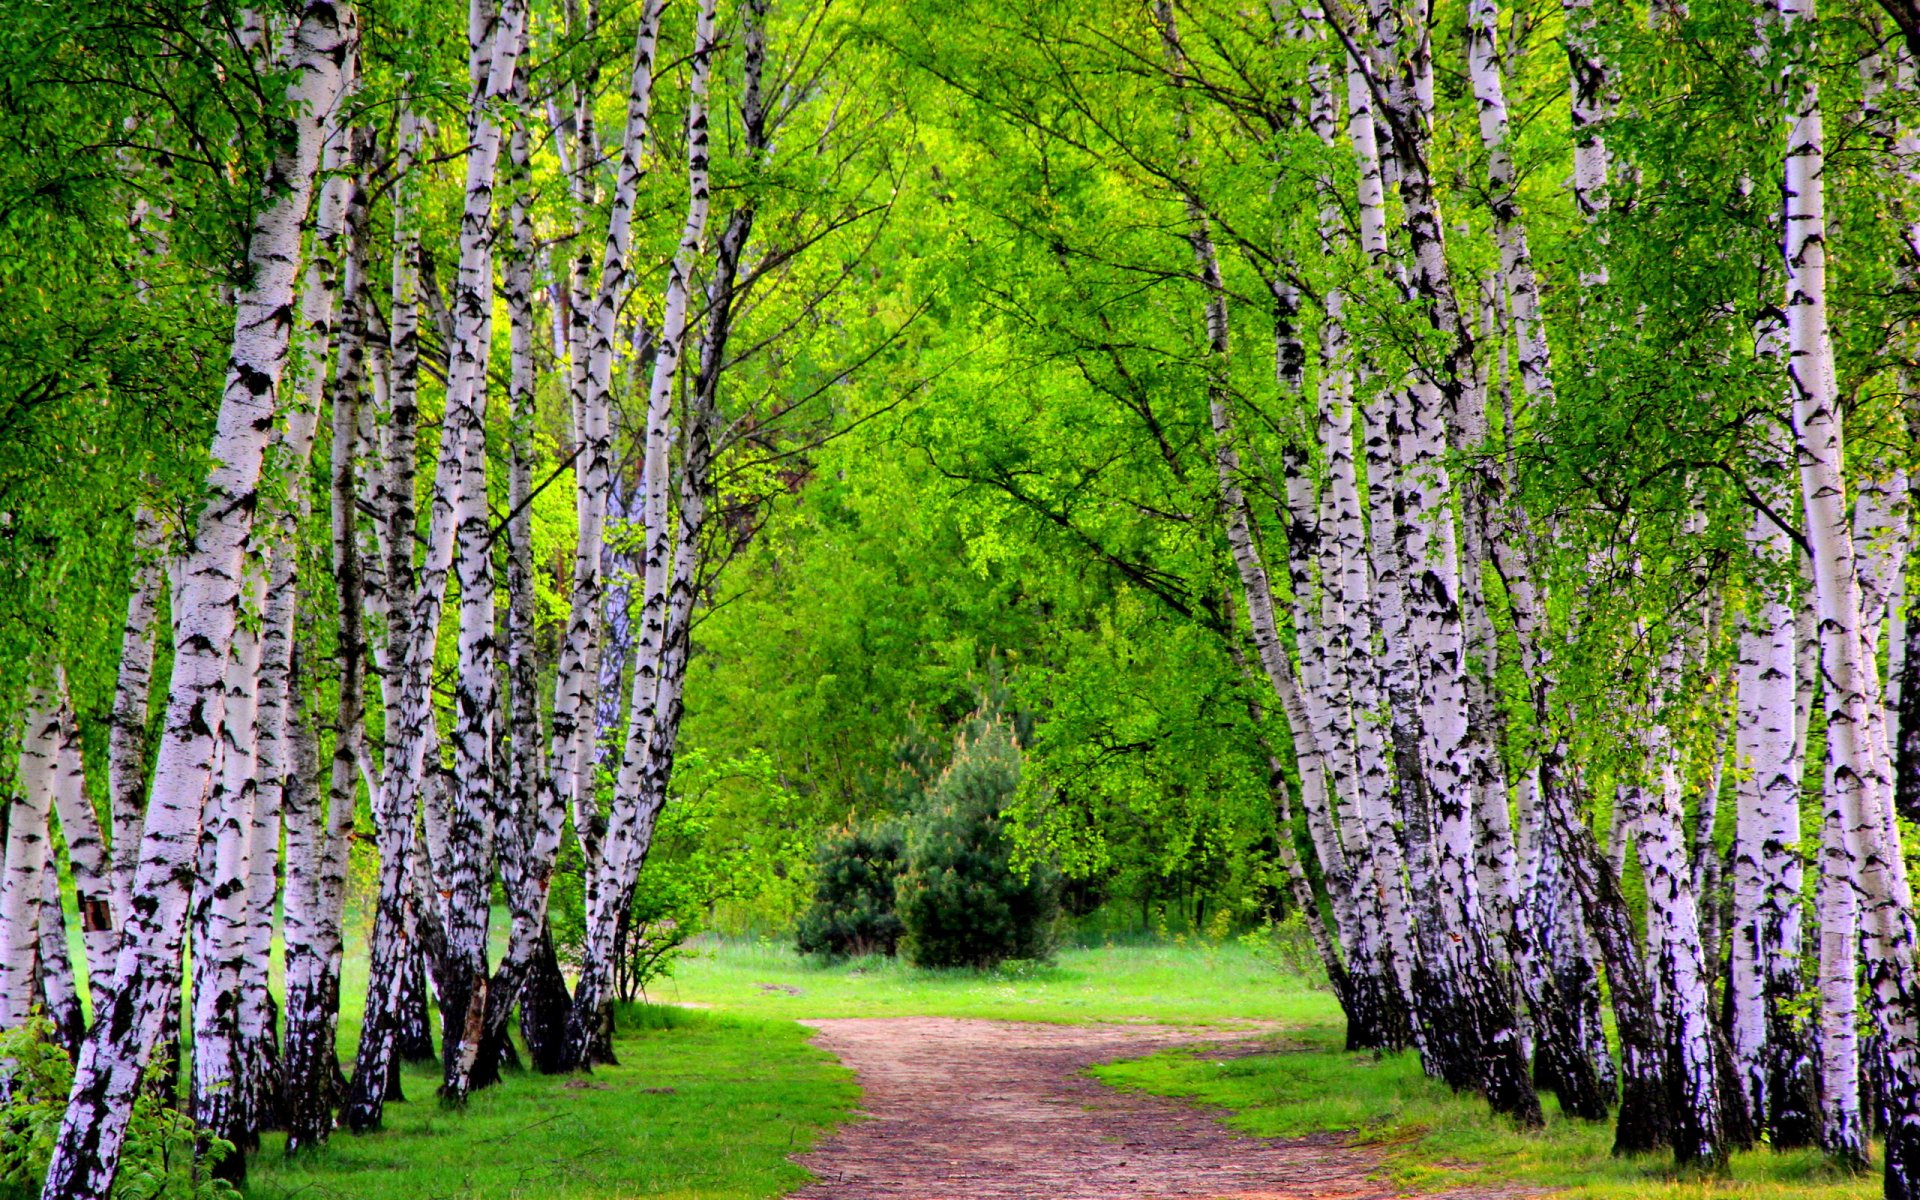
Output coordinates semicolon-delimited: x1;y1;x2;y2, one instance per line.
791;1017;1532;1200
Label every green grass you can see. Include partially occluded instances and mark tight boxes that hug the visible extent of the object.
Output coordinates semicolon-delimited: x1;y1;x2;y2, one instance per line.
653;935;1342;1025
244;1005;856;1200
1093;1026;1881;1200
231;936;1881;1200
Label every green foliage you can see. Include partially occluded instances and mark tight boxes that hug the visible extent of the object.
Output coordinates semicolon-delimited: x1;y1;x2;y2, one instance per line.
794;824;907;959
0;1017;236;1200
547;748;815;999
895;722;1060;969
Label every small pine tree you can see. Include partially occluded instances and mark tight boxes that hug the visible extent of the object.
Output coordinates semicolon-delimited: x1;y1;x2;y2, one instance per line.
896;721;1059;969
795;825;907;958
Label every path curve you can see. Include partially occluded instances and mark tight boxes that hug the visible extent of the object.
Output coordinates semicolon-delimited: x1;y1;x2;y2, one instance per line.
790;1016;1426;1200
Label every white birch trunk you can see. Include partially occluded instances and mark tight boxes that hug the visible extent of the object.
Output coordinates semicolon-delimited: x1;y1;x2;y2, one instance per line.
1778;0;1920;1183
107;513;162;929
437;0;528;1104
568;0;720;1067
191;564;269;1164
489;1;666;1080
1818;748;1868;1164
41;9;354;1194
34;850;83;1051
46;672;112;999
1624;700;1727;1166
1729;510;1817;1145
344;101;428;1132
1;696;57;1031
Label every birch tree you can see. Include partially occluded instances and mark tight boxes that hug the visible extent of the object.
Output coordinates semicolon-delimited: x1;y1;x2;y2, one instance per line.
39;6;356;1195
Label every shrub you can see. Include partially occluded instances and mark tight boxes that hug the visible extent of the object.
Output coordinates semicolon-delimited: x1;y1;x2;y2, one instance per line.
795;824;906;958
0;1016;237;1199
896;722;1060;969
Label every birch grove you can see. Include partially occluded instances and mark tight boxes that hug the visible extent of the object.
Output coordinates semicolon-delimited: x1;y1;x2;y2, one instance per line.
11;0;1920;1194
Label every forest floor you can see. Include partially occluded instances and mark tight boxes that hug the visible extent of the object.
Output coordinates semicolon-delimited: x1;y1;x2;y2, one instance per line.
241;939;1885;1200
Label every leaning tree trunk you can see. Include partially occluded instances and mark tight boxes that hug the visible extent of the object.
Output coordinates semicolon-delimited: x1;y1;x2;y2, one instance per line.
106;514;162;935
36;851;85;1053
566;0;719;1070
1623;700;1728;1170
343;100;432;1133
483;0;666;1086
190;564;269;1179
482;60;549;1087
1341;0;1540;1122
39;9;355;1196
47;673;113;1000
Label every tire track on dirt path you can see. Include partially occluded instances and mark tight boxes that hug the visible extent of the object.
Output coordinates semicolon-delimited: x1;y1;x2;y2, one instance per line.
789;1016;1525;1200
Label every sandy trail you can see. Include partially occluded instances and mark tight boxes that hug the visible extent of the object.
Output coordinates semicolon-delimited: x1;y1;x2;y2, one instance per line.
790;1016;1509;1200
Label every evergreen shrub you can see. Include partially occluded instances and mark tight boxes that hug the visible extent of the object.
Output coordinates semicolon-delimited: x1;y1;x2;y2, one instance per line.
896;722;1060;968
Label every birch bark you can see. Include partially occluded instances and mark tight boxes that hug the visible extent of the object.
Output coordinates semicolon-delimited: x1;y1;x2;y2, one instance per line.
191;564;269;1173
46;672;112;998
438;0;529;1104
567;0;720;1067
107;514;162;929
343;101;428;1132
1778;0;1920;1185
40;9;354;1193
1;696;56;1032
1730;511;1818;1146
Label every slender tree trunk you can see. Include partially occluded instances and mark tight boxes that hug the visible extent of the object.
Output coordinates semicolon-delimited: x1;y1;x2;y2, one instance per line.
1624;699;1728;1168
107;514;162;932
191;564;269;1178
36;853;83;1053
480;59;547;1087
567;0;720;1068
2;695;57;1032
1729;511;1819;1147
47;673;112;998
1778;0;1920;1185
485;0;667;1084
40;14;356;1194
345;100;430;1132
251;85;368;1153
436;0;529;1105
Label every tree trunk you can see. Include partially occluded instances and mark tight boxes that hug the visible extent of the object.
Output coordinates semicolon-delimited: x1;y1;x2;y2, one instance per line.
344;99;430;1133
436;0;528;1105
2;697;56;1032
1729;511;1819;1147
1623;707;1727;1169
566;0;720;1069
1777;0;1920;1185
39;9;356;1195
107;514;162;935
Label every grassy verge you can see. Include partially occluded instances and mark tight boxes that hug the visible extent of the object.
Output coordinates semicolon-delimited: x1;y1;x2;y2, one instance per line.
243;1005;856;1200
1093;1028;1879;1200
655;935;1341;1025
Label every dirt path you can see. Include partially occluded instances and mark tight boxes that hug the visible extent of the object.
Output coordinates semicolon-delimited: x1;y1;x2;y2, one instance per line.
790;1017;1502;1200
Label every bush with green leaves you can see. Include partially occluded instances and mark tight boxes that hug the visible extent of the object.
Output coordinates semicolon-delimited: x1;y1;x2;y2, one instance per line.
795;824;907;958
0;1017;236;1199
896;722;1060;969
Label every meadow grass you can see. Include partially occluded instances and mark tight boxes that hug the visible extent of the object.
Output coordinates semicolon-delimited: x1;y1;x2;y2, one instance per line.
230;936;1886;1200
654;935;1342;1025
1093;1024;1881;1200
244;1005;856;1200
